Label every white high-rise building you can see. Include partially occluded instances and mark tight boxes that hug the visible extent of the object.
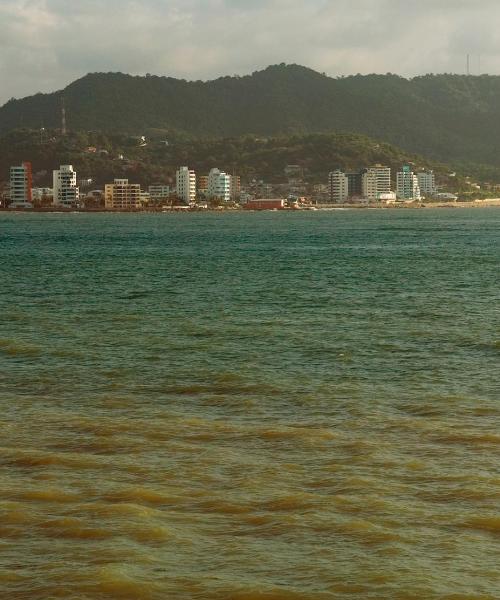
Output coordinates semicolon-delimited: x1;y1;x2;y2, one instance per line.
53;165;79;207
372;165;392;194
10;162;32;206
207;168;231;203
176;167;196;204
362;165;391;200
328;170;349;203
397;166;422;200
417;171;436;197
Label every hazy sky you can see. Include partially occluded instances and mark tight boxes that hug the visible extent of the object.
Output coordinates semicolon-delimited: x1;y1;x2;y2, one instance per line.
0;0;496;105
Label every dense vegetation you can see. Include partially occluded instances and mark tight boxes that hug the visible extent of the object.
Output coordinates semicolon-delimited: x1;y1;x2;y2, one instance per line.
0;128;458;189
3;65;500;165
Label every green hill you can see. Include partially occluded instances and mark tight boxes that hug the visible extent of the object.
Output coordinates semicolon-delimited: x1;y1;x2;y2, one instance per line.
2;65;500;165
0;128;466;191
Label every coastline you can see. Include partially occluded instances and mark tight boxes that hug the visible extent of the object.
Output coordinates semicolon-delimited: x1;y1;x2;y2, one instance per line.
2;199;500;213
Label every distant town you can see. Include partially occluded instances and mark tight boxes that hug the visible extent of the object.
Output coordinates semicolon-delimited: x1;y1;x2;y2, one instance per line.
3;158;495;212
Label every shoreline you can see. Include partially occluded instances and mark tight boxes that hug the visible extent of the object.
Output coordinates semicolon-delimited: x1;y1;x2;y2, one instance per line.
2;200;500;214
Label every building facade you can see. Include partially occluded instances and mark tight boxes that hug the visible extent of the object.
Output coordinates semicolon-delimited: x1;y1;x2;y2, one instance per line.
176;167;196;204
397;166;422;200
346;172;363;199
53;165;79;208
10;162;33;206
104;179;141;210
362;165;391;200
361;170;378;200
32;187;53;204
328;170;349;203
245;199;286;210
207;168;231;203
148;185;171;203
230;175;241;202
417;171;436;197
197;176;209;195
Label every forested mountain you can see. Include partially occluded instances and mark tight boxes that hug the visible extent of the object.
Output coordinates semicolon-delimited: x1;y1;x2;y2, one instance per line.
2;65;500;165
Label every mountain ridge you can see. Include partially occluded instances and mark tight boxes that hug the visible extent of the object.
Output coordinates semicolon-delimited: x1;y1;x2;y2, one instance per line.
2;64;500;165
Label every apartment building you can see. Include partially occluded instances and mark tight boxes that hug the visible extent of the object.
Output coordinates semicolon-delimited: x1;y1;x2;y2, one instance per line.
328;165;392;202
10;162;32;206
397;166;422;200
328;169;349;203
230;175;241;201
361;169;378;200
207;168;231;203
176;166;196;204
148;185;171;202
197;176;209;194
346;172;363;198
53;165;79;208
104;179;141;209
417;170;436;197
362;165;391;200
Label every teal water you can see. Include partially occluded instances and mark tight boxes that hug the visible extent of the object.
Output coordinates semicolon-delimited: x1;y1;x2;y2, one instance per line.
0;210;499;600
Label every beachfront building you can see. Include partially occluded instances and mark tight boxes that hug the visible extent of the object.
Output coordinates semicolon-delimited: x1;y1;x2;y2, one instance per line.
379;192;398;203
417;170;436;197
9;162;33;207
32;187;53;204
148;185;171;203
361;169;378;200
372;164;392;194
53;165;79;208
197;176;209;195
104;179;141;210
435;192;458;201
207;168;231;203
176;166;196;205
346;172;363;199
328;169;349;203
397;166;422;201
245;198;286;210
230;175;241;202
362;165;392;200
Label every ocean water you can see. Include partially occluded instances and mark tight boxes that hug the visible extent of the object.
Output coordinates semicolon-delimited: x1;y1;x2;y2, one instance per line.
0;209;499;600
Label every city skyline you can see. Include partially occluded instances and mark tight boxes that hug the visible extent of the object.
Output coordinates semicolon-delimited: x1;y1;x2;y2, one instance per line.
4;157;455;209
0;0;498;105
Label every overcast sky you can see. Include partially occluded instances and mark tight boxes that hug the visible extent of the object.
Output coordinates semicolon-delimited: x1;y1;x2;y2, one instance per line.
0;0;497;105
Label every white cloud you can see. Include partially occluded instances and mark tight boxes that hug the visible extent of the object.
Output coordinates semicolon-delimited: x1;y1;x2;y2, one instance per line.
1;0;499;105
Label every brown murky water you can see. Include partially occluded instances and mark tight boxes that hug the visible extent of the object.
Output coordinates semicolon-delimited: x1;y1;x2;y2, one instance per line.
1;211;499;599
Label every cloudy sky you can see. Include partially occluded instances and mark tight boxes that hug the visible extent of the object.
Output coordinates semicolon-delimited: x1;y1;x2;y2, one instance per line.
0;0;496;105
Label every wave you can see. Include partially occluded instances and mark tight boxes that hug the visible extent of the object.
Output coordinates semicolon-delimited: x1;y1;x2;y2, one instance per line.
0;338;41;357
463;516;500;535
